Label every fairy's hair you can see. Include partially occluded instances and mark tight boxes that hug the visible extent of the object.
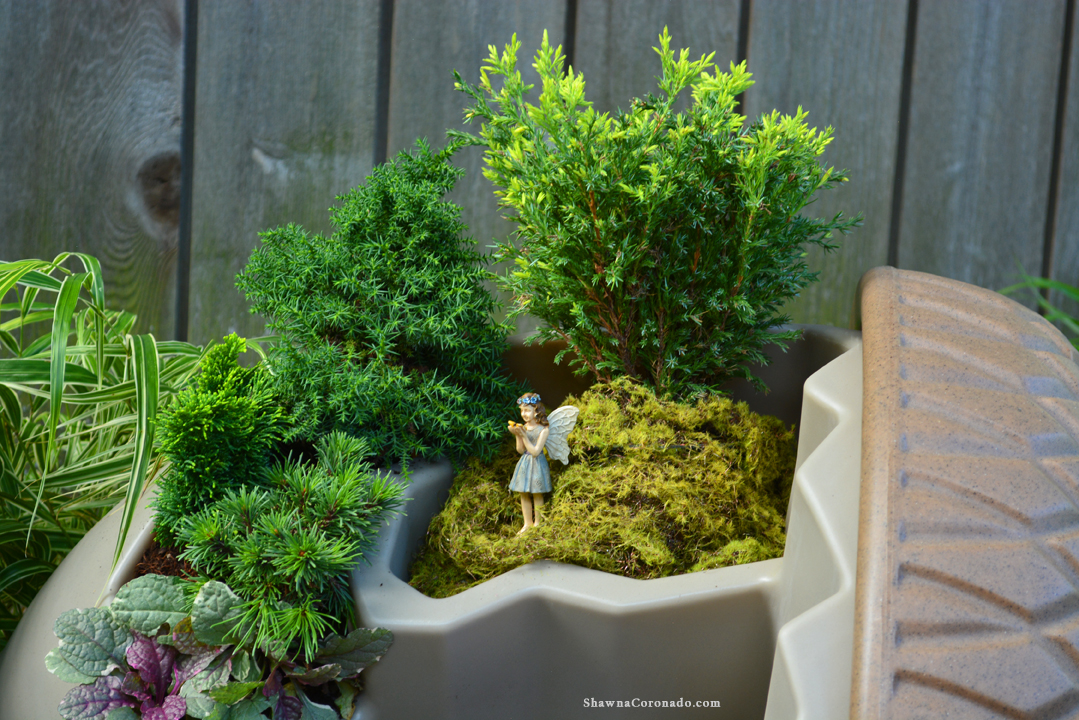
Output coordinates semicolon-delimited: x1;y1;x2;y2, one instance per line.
517;393;549;426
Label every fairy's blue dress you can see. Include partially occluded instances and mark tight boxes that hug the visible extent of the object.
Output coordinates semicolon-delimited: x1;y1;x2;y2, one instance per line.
509;425;552;493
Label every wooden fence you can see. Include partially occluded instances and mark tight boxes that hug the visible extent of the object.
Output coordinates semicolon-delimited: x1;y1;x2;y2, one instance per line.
1;0;1075;345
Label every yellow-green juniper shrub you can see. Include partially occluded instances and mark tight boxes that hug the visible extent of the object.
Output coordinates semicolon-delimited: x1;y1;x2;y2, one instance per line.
453;30;860;399
409;378;795;597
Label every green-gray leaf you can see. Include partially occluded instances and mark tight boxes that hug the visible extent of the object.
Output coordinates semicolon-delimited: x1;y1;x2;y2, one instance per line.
192;581;244;646
286;663;341;685
230;649;261;683
188;657;232;693
262;636;289;662
105;709;138;720
108;574;187;634
230;696;271;720
335;680;358;720
45;647;97;685
299;690;339;720
205;703;231;720
179;679;219;718
316;627;393;677
54;607;132;677
208;681;263;704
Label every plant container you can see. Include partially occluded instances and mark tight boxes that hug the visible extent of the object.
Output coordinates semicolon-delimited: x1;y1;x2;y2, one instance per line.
350;324;864;720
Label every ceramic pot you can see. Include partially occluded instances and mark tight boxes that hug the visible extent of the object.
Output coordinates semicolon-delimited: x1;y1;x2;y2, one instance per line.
851;268;1079;719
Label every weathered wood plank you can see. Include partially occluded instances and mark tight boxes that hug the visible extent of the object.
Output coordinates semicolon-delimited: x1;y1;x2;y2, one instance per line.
187;1;381;346
744;0;907;328
1049;11;1079;323
573;0;741;117
897;0;1065;302
0;0;183;337
386;0;567;334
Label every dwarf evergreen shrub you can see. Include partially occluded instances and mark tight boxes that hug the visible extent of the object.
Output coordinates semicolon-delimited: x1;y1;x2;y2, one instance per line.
237;139;523;464
454;30;861;398
153;334;284;543
177;432;404;662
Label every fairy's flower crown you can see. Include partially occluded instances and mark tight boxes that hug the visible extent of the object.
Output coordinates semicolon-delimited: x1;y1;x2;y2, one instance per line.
517;394;541;405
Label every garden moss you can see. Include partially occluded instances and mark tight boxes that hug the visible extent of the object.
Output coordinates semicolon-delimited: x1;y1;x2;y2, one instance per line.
409;378;796;597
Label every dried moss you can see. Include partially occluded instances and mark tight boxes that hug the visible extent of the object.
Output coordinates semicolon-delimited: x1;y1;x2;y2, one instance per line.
409;378;796;597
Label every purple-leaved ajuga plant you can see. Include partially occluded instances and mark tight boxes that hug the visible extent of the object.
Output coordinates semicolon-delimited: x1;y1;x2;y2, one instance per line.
46;574;392;719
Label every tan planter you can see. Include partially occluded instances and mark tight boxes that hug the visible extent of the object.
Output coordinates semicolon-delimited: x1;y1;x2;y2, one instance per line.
852;268;1079;720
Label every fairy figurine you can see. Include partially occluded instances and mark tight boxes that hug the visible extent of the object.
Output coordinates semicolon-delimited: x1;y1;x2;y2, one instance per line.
507;392;579;533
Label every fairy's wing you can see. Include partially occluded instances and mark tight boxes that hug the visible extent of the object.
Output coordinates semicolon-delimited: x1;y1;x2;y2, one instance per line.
544;405;580;465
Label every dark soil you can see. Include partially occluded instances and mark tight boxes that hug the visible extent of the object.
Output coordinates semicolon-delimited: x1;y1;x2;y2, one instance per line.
134;534;197;579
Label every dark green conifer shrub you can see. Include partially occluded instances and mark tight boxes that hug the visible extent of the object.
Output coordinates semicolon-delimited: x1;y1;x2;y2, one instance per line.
177;432;405;662
454;30;861;398
237;140;523;464
153;334;284;543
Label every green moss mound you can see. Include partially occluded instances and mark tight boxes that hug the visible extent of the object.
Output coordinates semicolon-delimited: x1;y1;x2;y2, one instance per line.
409;378;796;597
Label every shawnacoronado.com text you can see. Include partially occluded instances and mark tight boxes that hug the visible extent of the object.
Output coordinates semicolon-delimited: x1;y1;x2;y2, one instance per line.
584;698;721;708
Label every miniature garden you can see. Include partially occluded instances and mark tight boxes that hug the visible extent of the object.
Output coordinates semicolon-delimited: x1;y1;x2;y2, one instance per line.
1;30;866;719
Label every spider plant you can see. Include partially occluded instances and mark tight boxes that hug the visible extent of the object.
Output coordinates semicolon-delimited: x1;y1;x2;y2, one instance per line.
0;254;204;652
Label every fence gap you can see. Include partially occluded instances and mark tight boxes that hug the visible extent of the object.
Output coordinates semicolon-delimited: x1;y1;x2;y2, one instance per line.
887;0;919;268
176;0;199;342
374;0;395;166
734;0;751;115
1042;0;1076;290
563;0;577;70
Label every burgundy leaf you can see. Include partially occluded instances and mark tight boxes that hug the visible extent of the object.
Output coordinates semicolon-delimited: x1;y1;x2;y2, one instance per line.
140;695;186;720
161;695;187;720
263;669;283;698
172;648;221;691
274;694;303;720
57;675;136;720
121;671;151;702
170;616;213;656
126;633;178;704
